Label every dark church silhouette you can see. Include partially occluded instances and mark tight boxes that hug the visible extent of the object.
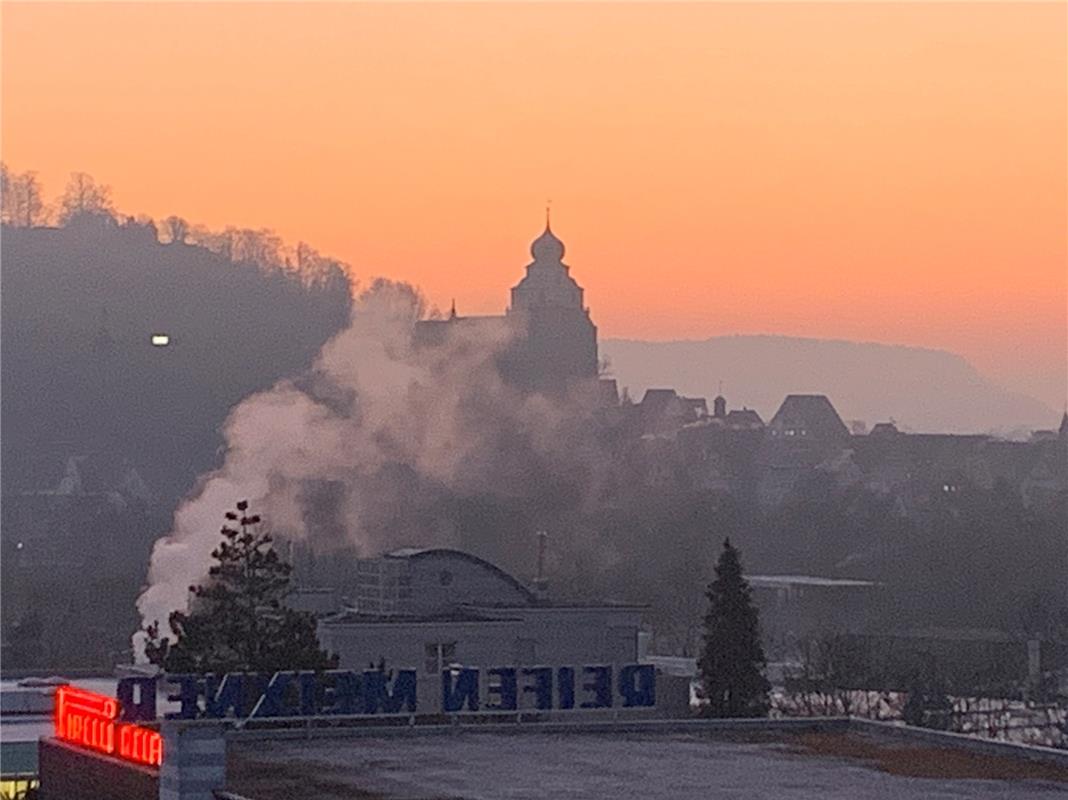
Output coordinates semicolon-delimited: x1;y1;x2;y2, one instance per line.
414;214;599;394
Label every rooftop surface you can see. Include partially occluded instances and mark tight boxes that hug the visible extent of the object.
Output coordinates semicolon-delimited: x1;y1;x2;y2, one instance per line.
227;729;1068;800
744;574;879;588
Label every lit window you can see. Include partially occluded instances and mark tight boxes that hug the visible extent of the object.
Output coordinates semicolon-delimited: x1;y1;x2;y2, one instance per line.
151;334;170;346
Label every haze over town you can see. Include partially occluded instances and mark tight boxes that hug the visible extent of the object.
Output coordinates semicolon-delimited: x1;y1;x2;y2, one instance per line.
2;3;1066;797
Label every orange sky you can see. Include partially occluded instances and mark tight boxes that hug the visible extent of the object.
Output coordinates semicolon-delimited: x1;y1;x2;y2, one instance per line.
3;2;1066;408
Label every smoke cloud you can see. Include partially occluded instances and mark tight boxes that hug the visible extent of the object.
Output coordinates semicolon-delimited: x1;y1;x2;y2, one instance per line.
135;280;608;651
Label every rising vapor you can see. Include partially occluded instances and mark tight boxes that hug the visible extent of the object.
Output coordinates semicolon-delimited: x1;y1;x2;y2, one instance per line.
135;280;607;651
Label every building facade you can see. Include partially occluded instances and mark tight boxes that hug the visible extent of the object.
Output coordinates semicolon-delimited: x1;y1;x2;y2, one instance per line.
318;548;644;709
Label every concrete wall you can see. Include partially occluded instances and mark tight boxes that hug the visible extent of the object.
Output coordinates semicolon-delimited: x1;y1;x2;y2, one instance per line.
320;619;524;708
319;607;643;710
159;722;227;800
471;606;642;665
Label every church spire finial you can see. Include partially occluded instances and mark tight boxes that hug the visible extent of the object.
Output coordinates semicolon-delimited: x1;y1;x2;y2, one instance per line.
449;298;457;320
545;200;551;231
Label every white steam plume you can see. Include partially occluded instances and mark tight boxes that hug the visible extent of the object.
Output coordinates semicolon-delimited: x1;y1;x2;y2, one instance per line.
135;280;604;656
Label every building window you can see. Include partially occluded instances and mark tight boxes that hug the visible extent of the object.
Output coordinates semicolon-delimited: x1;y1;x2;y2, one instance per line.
424;642;457;674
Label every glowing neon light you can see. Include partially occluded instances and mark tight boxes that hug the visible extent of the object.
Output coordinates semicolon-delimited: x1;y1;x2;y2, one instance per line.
54;686;162;767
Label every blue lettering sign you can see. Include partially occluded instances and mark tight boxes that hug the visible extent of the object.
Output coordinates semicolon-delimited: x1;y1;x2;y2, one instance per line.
164;674;201;720
250;672;295;718
205;673;248;718
486;668;517;711
442;668;480;712
322;670;362;715
148;662;654;720
521;667;553;711
617;664;656;708
580;665;612;709
297;671;320;716
556;666;575;710
361;670;418;714
117;677;156;722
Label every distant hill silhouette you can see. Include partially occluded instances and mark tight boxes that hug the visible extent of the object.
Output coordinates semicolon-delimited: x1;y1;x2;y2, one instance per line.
602;336;1057;437
1;217;352;503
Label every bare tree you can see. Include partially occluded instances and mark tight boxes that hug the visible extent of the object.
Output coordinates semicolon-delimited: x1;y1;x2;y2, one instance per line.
1;164;47;227
1;163;13;224
20;172;47;226
162;215;190;244
232;228;283;268
58;171;115;224
291;241;350;287
294;240;319;271
209;226;237;260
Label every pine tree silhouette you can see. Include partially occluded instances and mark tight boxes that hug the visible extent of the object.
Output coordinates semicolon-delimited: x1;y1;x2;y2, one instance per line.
698;538;770;717
143;501;337;674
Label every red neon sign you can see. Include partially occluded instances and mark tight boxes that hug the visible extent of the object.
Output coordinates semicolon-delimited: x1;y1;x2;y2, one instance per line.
54;685;163;767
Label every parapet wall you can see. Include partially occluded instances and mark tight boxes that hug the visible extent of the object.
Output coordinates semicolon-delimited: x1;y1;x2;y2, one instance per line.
849;717;1068;768
38;738;158;800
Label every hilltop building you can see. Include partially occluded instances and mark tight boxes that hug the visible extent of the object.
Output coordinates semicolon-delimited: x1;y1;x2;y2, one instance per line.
414;215;598;394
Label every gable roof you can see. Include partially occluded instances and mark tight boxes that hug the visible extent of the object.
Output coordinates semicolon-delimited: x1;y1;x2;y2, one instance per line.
768;394;849;441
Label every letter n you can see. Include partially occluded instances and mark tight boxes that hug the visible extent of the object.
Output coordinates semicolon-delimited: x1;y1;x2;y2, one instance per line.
441;668;479;712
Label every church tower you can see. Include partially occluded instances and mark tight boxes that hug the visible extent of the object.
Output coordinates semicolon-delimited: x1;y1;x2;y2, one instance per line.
502;214;598;393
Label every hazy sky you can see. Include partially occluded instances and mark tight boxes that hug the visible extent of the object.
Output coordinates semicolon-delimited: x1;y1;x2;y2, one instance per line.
3;2;1065;408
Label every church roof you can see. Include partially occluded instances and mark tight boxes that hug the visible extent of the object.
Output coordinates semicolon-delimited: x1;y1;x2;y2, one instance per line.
510;217;586;312
530;225;565;263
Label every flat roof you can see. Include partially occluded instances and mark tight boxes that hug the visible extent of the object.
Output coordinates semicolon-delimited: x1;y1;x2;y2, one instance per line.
745;575;880;588
225;729;1068;799
465;602;650;611
321;610;522;626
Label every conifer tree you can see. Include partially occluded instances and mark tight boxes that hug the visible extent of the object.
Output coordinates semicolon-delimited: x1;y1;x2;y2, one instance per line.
144;501;337;674
698;538;770;717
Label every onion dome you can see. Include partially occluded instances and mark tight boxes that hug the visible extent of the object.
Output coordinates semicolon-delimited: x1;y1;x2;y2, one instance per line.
530;226;565;262
530;205;565;262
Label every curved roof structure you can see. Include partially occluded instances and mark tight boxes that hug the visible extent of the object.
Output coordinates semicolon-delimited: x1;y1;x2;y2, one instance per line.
385;547;537;603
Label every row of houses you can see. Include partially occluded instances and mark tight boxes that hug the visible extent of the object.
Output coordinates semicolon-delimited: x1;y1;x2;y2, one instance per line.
604;389;1067;509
